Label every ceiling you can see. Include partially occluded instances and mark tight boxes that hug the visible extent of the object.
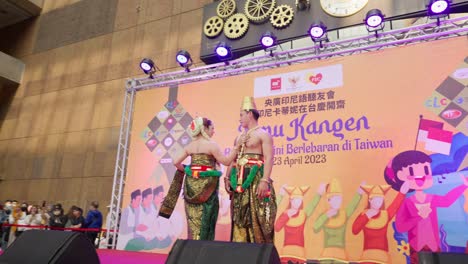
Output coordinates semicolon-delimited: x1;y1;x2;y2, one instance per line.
0;0;42;29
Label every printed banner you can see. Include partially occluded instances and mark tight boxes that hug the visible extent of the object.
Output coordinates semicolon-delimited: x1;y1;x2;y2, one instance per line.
117;37;468;264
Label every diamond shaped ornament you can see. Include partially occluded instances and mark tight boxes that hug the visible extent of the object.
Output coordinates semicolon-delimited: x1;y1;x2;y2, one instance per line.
425;91;450;116
162;134;175;150
140;127;153;141
438;102;467;128
178;131;192;147
164;116;177;130
173;103;187;120
165;100;179;112
145;136;158;152
179;112;193;128
154;126;169;141
153;145;165;158
450;58;468;86
148;116;162;132
169;123;185;140
157;107;170;123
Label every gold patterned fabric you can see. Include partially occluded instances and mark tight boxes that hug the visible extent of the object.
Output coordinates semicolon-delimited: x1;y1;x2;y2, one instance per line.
159;169;185;219
184;153;219;240
231;153;277;243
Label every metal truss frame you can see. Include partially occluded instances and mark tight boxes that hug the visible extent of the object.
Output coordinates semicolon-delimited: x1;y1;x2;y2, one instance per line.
106;15;467;249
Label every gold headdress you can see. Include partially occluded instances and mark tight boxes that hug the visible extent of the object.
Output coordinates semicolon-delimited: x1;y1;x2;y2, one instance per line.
241;96;257;111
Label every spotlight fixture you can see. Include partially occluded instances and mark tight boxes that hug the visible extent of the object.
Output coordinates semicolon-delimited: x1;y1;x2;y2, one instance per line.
428;0;450;15
214;42;232;62
140;58;154;74
176;50;193;72
364;9;385;37
308;21;328;48
139;58;161;79
427;0;451;25
260;31;277;49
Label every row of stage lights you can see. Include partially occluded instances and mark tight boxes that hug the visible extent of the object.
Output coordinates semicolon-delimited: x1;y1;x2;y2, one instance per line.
140;0;452;76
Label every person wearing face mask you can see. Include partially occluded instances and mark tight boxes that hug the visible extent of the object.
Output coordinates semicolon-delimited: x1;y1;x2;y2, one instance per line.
49;204;67;230
1;200;12;250
20;203;29;215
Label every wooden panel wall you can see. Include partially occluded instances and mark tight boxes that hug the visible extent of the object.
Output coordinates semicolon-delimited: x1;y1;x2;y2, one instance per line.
0;0;210;211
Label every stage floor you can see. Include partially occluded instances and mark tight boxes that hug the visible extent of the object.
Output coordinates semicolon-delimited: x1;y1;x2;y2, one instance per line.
98;249;167;264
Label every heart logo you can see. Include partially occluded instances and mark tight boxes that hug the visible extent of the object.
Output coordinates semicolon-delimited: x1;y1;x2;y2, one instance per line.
309;73;322;85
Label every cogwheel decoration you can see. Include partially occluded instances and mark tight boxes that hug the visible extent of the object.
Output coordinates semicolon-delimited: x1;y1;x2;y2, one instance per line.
270;5;294;29
223;13;249;39
216;0;236;19
244;0;276;23
203;16;224;37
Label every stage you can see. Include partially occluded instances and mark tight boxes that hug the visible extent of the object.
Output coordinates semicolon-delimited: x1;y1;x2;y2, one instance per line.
0;249;168;264
97;249;167;264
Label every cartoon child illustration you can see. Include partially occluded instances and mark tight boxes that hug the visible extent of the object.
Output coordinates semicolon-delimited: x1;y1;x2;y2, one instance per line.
352;183;408;264
384;150;468;264
274;185;311;263
313;178;364;263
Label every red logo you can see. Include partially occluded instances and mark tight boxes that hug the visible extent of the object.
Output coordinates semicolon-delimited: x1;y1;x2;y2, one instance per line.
309;73;323;85
270;78;282;91
441;109;462;120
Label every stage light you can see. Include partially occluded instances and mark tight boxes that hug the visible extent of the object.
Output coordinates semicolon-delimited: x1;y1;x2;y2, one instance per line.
308;21;328;48
260;31;277;49
215;42;232;61
176;50;193;72
427;0;451;26
428;0;450;15
309;21;327;39
140;58;154;74
364;9;385;37
365;9;384;28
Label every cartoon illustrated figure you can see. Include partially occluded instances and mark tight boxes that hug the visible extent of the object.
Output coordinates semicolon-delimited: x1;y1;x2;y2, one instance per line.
313;178;364;263
352;183;408;264
274;185;311;263
384;150;468;264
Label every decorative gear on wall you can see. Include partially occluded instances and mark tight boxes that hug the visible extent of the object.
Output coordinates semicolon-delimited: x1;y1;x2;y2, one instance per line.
203;16;224;37
270;5;294;28
244;0;276;23
216;0;236;19
224;13;249;39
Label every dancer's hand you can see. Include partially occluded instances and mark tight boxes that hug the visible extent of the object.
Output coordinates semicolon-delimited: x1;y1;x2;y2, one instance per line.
224;177;233;195
256;180;270;199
